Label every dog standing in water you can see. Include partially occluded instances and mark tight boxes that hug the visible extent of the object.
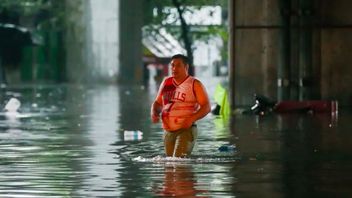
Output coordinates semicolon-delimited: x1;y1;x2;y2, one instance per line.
150;54;211;157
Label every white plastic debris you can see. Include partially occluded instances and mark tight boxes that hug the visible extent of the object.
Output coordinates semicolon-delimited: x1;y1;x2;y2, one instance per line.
124;130;143;141
4;98;21;112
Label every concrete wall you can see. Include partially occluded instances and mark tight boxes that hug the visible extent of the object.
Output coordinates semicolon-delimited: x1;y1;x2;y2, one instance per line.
320;0;352;105
231;0;352;106
118;0;144;84
233;0;281;106
64;0;144;84
65;0;90;83
65;0;120;84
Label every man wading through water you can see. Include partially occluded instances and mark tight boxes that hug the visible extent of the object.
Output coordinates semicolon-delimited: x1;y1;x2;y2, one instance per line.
151;54;211;157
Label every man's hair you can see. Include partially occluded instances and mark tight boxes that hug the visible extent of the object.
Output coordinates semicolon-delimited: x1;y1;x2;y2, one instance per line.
171;54;189;65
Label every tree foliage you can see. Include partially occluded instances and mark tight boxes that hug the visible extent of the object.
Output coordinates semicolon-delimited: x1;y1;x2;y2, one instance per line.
0;0;65;30
144;0;228;72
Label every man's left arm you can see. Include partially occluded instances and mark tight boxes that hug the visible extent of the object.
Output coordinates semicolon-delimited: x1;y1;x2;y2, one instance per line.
182;79;211;129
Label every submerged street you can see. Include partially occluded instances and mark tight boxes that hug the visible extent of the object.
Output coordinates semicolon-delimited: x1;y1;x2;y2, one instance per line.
1;0;352;197
0;81;351;197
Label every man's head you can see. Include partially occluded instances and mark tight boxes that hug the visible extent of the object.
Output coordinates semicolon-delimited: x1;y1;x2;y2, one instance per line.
171;54;189;65
170;54;189;80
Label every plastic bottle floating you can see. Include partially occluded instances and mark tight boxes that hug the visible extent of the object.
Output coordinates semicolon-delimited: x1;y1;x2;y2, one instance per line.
218;144;237;152
124;130;143;141
4;98;21;112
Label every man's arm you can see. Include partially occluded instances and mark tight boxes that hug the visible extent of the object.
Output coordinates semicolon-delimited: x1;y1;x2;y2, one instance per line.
151;95;162;123
151;81;164;123
182;79;211;128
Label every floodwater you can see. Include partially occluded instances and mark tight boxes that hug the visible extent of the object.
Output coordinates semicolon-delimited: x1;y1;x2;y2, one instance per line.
0;82;351;197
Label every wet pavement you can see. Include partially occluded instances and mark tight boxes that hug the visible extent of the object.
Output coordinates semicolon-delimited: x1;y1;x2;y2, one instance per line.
0;82;351;197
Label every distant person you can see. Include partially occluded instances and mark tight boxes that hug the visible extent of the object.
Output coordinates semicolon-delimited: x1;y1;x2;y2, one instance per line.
150;54;211;157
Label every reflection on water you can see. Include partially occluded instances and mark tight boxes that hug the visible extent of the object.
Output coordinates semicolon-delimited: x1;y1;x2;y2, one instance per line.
153;163;203;197
0;83;351;197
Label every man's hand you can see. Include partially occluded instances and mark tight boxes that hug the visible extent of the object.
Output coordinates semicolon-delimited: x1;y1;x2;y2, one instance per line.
151;101;162;123
151;113;160;123
181;117;194;129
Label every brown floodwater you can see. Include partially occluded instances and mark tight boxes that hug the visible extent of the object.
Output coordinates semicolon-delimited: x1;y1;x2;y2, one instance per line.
0;83;351;197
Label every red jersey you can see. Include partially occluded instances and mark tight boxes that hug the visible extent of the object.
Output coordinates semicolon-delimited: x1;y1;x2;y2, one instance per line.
158;76;199;131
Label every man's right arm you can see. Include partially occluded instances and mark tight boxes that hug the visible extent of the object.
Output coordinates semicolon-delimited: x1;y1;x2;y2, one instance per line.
151;81;164;123
151;99;162;123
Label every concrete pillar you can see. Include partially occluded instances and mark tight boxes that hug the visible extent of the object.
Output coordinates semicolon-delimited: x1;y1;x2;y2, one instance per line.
229;0;352;106
278;0;291;101
64;0;90;83
231;0;281;106
298;0;314;100
118;0;144;84
229;0;236;111
289;0;300;100
320;0;352;105
65;0;120;84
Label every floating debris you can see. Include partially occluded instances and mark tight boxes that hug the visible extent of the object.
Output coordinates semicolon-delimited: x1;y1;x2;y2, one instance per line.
4;98;21;112
124;130;143;141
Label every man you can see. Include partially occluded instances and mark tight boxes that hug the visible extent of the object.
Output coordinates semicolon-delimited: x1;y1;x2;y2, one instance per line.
151;54;211;157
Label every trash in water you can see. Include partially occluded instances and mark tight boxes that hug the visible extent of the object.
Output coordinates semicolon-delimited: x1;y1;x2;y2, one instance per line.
4;98;21;112
124;130;143;141
218;144;236;152
3;98;21;120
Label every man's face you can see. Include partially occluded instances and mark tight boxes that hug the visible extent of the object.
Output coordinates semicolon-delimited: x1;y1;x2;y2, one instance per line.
170;58;188;79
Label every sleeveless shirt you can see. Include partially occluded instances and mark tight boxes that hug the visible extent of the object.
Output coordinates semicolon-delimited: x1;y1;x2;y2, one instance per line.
159;76;199;131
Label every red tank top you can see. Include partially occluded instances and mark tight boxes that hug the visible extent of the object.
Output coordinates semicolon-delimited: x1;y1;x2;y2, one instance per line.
159;76;199;131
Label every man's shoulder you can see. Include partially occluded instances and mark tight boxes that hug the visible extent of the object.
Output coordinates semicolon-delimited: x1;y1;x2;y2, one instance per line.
164;76;173;81
162;76;174;84
190;76;203;85
191;77;208;95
